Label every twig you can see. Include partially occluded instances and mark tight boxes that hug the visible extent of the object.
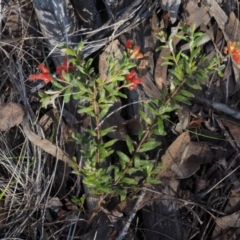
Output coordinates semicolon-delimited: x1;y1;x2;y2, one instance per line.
193;96;240;119
117;190;145;240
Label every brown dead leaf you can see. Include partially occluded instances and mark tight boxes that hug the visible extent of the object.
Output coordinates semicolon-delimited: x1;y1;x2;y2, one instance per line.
21;116;78;169
0;102;25;131
224;12;240;41
202;0;228;32
221;118;240;148
185;1;205;28
216;211;240;228
160;131;212;181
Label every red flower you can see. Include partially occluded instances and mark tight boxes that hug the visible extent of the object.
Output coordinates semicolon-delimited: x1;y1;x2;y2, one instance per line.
125;70;142;89
125;39;133;49
224;41;240;67
56;57;73;79
125;70;136;80
29;63;52;83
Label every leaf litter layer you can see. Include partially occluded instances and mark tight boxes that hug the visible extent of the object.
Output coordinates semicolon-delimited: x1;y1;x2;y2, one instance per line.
1;0;240;239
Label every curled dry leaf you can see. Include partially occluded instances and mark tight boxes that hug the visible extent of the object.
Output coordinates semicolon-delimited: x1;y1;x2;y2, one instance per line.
160;131;212;181
21;115;78;169
0;102;25;131
216;210;240;228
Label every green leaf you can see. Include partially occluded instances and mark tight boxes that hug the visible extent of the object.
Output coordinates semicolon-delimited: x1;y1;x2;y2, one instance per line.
116;151;130;163
175;51;182;63
161;61;174;66
138;125;143;141
168;38;174;54
103;139;118;148
162;55;175;61
179;89;194;98
86;58;93;70
100;126;116;137
51;80;64;89
120;177;138;185
138;141;161;152
64;86;72;103
99;105;110;120
169;69;183;81
62;47;76;57
126;135;134;154
117;91;127;98
188;82;202;90
104;85;115;94
77;106;95;117
134;155;140;168
175;34;188;41
157;117;165;135
126;168;139;175
174;94;191;105
180;52;189;60
114;188;127;197
191;47;201;60
139;110;152;125
146;177;161;184
77;41;84;54
191;34;205;50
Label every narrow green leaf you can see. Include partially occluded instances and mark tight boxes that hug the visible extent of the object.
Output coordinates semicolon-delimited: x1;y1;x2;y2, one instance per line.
169;69;183;81
51;80;64;89
179;89;194;98
126;168;139;175
174;94;191;105
187;82;202;90
126;135;134;154
139;110;152;125
86;58;93;69
161;55;175;61
157;117;165;135
63;86;72;103
77;107;95;117
77;41;84;54
104;85;115;94
100;126;116;137
138;141;161;152
192;34;205;49
104;139;118;148
175;34;188;41
99;105;110;120
146;177;161;184
134;155;140;168
161;61;174;66
62;47;76;57
114;188;127;196
117;151;130;163
180;52;189;60
120;177;138;185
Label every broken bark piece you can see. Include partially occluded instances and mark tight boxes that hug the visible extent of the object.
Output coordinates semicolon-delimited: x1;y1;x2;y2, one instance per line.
0;102;25;131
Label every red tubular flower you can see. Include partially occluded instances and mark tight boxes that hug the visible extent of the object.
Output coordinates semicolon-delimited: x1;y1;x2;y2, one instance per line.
125;39;133;49
125;70;137;80
125;70;142;89
29;73;52;83
224;41;240;66
39;63;49;74
29;63;52;83
56;57;73;79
